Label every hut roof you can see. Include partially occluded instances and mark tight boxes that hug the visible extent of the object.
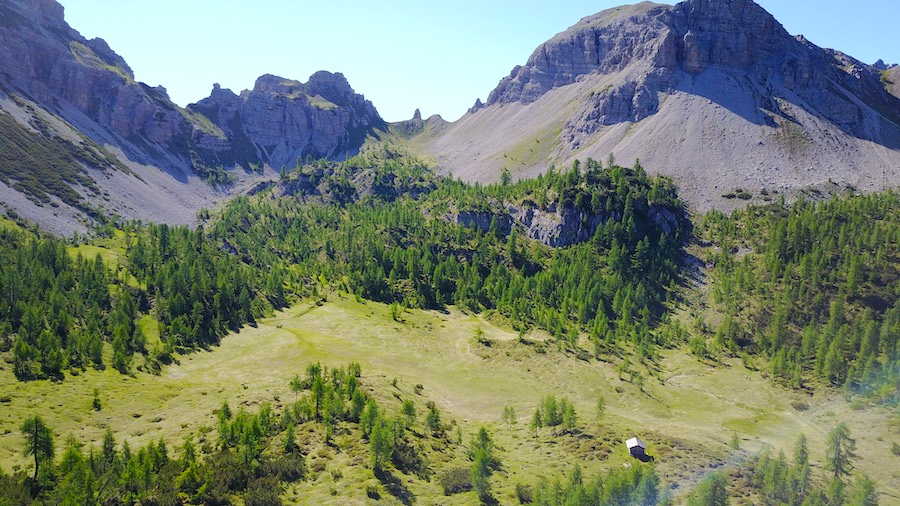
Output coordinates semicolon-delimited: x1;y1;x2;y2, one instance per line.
626;437;646;449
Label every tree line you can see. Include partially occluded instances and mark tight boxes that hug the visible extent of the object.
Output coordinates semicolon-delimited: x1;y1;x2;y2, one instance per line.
0;221;280;381
210;153;688;361
700;192;899;400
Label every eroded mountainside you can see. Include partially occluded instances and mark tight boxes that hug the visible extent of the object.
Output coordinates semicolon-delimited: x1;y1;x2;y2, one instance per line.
0;0;383;233
426;0;900;211
1;0;898;231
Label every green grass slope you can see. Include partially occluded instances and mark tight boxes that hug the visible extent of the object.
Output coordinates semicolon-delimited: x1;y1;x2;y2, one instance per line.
2;296;896;503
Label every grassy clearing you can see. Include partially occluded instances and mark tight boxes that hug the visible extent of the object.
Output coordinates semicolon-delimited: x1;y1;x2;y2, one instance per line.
67;230;143;289
0;296;896;502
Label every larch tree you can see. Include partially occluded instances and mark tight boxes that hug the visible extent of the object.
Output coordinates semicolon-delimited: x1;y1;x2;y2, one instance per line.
21;415;54;482
825;423;857;480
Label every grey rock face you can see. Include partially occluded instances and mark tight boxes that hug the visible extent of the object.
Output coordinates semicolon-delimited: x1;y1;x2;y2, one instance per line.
487;2;672;106
452;198;680;249
483;0;900;144
0;0;199;176
668;0;788;73
510;205;602;248
0;0;385;177
221;72;383;166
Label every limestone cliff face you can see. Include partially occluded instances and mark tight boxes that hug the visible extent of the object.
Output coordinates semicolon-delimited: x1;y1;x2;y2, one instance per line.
191;72;383;168
0;0;386;232
487;2;672;107
0;0;183;149
483;0;899;137
453;199;680;249
434;0;900;211
0;0;384;175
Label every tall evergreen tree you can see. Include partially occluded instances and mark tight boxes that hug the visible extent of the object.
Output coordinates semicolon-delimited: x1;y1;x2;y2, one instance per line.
21;415;54;482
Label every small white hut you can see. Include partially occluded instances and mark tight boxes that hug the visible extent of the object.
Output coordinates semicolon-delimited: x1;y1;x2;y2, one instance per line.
626;437;647;458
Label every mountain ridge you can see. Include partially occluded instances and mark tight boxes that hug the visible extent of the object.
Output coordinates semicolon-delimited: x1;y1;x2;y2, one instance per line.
0;0;385;233
1;0;899;231
426;0;900;212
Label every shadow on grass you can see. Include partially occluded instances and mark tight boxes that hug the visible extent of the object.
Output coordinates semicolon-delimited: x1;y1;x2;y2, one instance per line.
479;493;500;505
375;468;415;506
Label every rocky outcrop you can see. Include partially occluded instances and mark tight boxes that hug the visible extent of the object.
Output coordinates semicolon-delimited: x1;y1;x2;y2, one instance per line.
487;2;671;106
0;0;383;173
189;73;384;169
427;0;900;212
0;0;185;153
0;0;386;231
483;0;900;139
453;198;681;249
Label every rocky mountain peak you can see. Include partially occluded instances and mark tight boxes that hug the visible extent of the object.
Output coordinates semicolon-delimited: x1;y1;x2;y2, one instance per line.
481;0;899;129
0;2;389;232
304;70;355;104
428;0;900;214
671;0;789;73
251;74;299;94
486;0;798;106
486;2;670;106
188;71;384;171
4;0;66;28
249;71;368;111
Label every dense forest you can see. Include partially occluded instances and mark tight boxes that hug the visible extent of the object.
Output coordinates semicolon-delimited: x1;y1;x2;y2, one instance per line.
211;152;687;359
699;192;899;402
5;151;895;400
0;222;278;380
0;151;897;504
1;151;690;380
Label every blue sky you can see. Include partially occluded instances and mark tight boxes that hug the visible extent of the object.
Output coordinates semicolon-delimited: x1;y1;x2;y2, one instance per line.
58;0;898;122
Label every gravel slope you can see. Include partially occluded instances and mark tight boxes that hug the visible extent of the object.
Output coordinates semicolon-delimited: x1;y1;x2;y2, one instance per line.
428;68;900;213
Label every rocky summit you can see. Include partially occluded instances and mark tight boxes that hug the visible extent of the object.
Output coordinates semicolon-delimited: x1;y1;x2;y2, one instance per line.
0;0;383;233
426;0;900;211
189;73;382;171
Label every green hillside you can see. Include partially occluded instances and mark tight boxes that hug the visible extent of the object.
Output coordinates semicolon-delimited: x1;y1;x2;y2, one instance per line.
0;154;897;504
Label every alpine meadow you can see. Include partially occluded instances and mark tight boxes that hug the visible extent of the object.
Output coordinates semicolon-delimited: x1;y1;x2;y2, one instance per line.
0;0;898;505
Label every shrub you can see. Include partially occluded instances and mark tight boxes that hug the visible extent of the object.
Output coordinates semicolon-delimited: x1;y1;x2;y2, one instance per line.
474;328;493;347
366;481;381;499
92;389;102;411
258;453;306;483
244;477;282;506
516;483;534;503
440;467;472;495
